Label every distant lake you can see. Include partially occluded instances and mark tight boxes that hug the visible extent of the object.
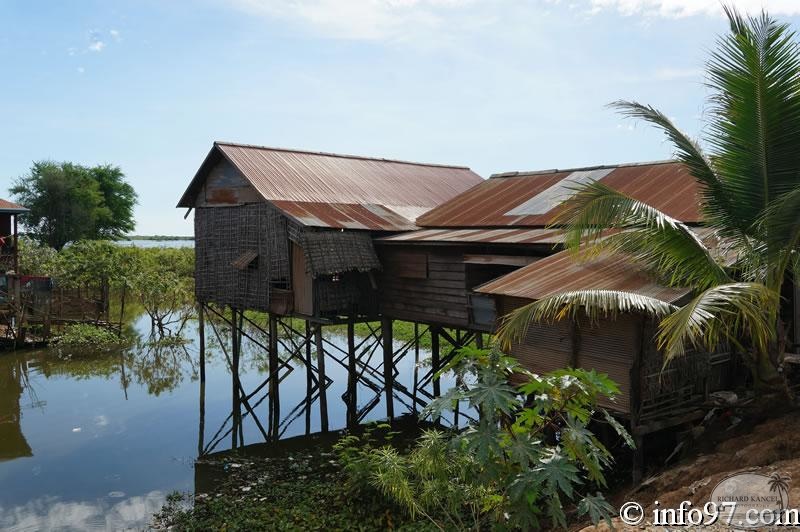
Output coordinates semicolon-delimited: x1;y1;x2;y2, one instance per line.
115;239;194;248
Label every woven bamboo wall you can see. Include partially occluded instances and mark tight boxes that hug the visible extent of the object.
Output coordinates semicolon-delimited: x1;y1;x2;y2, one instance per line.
195;203;289;311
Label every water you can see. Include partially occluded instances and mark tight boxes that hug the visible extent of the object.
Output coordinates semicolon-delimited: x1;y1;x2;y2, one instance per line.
0;314;447;530
114;240;194;248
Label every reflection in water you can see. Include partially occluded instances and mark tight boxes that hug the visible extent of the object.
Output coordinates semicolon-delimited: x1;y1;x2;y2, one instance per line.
0;491;167;531
0;357;32;462
0;311;453;531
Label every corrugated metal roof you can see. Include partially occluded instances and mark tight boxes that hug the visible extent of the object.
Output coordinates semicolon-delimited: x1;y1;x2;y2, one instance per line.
0;199;28;214
417;160;701;227
272;201;418;231
376;227;566;245
178;142;483;230
475;250;691;304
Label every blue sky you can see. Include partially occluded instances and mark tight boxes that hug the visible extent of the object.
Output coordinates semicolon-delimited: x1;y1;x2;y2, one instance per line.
2;0;800;235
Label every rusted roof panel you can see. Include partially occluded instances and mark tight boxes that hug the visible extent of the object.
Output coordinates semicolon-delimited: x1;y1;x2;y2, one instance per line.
0;199;28;214
376;227;566;245
475;250;691;304
272;201;418;231
178;142;484;228
417;161;701;227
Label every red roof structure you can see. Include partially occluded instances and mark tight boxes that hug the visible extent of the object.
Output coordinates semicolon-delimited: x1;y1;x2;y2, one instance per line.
417;160;700;228
178;142;483;230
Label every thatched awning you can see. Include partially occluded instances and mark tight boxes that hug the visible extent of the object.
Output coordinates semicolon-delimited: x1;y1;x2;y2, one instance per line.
300;231;381;277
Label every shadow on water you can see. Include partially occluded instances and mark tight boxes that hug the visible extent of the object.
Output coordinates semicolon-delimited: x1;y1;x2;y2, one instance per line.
0;311;465;530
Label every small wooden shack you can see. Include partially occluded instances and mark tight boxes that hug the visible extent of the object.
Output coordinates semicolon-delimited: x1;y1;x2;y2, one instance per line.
474;250;734;426
177;142;483;320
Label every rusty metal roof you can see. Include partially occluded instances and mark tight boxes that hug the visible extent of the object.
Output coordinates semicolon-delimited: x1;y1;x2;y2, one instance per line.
178;142;483;230
376;227;566;245
417;160;701;228
475;250;691;304
0;199;28;214
272;201;418;231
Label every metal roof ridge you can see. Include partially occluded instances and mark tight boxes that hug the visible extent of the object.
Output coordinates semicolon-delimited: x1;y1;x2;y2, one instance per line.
214;141;474;171
488;159;678;179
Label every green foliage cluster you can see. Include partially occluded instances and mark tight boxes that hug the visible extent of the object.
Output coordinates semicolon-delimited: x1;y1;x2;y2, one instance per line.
18;238;196;336
335;348;631;530
11;161;137;250
56;323;128;350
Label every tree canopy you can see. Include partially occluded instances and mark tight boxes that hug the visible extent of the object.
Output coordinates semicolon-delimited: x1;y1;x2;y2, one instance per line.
10;161;137;250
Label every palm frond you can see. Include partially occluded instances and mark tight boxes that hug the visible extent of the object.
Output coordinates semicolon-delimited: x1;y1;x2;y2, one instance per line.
496;290;677;350
551;181;730;290
608;101;740;234
657;282;779;363
755;187;800;288
706;7;800;234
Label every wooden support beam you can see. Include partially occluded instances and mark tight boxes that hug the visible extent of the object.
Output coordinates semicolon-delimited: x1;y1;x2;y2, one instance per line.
347;319;357;428
412;323;420;415
431;326;441;398
231;308;241;448
315;324;329;433
382;317;394;420
269;314;279;440
198;303;206;383
305;320;312;435
198;380;206;456
630;316;645;484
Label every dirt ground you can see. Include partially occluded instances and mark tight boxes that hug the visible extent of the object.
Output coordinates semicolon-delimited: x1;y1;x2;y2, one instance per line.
580;408;800;531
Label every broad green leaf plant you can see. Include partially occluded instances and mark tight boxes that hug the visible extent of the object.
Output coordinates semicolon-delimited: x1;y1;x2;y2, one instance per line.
499;7;800;388
335;348;630;530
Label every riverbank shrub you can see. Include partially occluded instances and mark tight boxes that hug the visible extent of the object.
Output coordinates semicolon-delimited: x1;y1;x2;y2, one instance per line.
336;348;631;530
56;323;130;350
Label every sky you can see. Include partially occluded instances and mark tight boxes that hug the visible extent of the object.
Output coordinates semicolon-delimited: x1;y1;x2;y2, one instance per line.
3;0;800;235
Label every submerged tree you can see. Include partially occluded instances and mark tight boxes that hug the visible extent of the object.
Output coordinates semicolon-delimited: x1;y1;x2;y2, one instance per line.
11;161;137;249
499;7;800;388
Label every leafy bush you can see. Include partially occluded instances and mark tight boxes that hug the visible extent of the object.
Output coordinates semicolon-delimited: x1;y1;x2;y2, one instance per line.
336;348;632;530
56;323;129;350
17;236;59;276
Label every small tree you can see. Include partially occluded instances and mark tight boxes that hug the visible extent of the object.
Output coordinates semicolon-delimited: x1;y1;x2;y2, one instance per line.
11;161;137;249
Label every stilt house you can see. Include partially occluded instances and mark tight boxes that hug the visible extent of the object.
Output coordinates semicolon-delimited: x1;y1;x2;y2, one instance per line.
177;142;483;320
375;161;739;438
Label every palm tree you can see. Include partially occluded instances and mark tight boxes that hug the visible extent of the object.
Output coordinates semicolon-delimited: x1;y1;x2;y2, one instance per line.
497;7;800;388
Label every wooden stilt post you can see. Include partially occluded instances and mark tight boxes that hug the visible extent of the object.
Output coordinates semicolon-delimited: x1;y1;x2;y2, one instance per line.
305;320;312;435
231;308;241;448
412;323;420;415
314;324;329;433
198;303;206;384
631;316;645;483
198;379;206;456
475;332;483;349
347;318;357;428
268;314;279;440
431;326;441;398
382;317;394;420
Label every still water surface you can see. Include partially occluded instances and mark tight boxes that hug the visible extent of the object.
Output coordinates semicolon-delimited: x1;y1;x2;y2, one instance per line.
0;314;435;530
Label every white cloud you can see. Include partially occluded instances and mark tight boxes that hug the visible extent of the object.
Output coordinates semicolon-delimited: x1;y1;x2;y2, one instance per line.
110;29;121;41
225;0;478;40
88;30;106;52
587;0;800;17
77;66;85;74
